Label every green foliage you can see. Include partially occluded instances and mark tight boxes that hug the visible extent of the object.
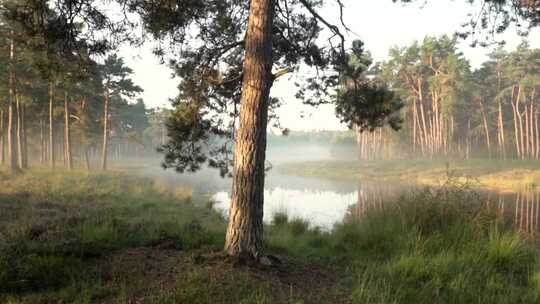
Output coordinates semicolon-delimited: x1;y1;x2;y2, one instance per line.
336;40;404;132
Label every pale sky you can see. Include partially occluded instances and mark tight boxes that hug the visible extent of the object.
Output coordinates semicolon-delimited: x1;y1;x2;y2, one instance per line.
119;0;540;131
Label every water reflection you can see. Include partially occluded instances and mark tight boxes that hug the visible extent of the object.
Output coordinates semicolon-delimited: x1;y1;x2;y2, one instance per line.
500;190;540;235
212;180;540;234
353;183;540;236
137;162;540;233
212;187;357;229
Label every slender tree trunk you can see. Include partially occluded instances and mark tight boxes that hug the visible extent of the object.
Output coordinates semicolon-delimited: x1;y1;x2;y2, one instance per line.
415;99;425;156
0;109;4;166
21;103;27;168
16;93;23;168
517;85;525;159
64;91;73;170
478;98;491;158
418;81;429;157
40;117;45;164
498;100;506;159
466;118;471;160
224;0;275;259
512;86;521;159
7;33;19;174
526;101;530;158
101;91;110;170
85;148;91;171
450;114;455;156
355;125;362;160
412;99;417;153
534;109;540;159
49;83;56;168
530;89;536;159
7;98;18;173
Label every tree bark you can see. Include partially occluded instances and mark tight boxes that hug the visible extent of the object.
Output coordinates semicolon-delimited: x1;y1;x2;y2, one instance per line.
498;100;506;159
478;98;491;158
412;99;417;152
418;80;429;157
101;91;110;170
511;86;521;158
224;0;275;259
16;93;23;168
530;90;536;159
64;91;73;170
0;109;4;166
49;83;56;168
534;109;540;159
517;85;525;159
40;117;45;164
21;103;27;168
7;33;20;174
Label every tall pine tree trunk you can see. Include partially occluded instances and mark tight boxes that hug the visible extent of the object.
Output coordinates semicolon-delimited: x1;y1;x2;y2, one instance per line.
517;85;525;159
101;91;110;170
478;98;491;158
355;125;362;160
49;83;56;168
40;117;45;164
412;99;417;152
534;109;540;159
224;0;275;259
529;103;533;159
0;109;4;166
512;86;521;159
418;80;429;157
64;91;73;170
16;93;23;168
525;98;531;158
7;33;20;174
21;103;27;168
498;100;506;159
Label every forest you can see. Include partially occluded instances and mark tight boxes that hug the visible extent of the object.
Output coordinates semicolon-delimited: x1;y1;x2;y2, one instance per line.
0;32;169;172
355;37;540;161
2;0;540;303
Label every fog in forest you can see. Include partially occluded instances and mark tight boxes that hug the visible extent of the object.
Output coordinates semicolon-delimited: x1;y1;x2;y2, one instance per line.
3;0;540;303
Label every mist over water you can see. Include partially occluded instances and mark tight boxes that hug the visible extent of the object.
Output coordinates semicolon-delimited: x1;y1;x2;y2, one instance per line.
126;142;361;229
125;140;540;232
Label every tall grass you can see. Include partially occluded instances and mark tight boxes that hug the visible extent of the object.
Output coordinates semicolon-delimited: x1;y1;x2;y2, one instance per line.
0;169;226;295
266;183;540;303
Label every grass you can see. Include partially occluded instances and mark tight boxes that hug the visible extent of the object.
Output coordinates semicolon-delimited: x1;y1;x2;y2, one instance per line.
0;169;343;303
267;184;540;303
279;158;540;191
1;169;539;303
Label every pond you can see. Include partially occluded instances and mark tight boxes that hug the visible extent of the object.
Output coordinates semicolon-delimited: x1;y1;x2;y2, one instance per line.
137;153;540;233
204;170;540;233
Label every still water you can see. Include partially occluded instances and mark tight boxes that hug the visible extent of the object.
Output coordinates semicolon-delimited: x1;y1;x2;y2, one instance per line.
149;164;411;230
136;148;540;232
195;170;540;232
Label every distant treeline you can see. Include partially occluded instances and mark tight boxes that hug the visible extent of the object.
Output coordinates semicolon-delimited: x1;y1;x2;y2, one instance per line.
355;36;540;161
0;28;169;171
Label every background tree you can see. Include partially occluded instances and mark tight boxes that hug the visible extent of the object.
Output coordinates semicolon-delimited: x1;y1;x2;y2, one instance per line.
98;54;142;170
